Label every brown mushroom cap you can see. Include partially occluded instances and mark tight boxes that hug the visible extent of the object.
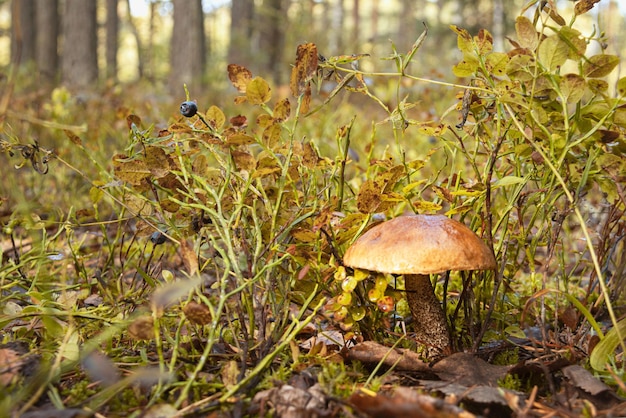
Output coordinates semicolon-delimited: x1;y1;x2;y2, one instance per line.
343;214;496;274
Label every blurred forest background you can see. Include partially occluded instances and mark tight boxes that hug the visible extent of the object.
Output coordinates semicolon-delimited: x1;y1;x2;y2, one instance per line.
4;0;626;94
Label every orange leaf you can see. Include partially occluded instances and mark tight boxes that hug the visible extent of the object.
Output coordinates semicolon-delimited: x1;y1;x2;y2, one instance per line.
273;98;291;121
227;64;252;93
290;43;318;96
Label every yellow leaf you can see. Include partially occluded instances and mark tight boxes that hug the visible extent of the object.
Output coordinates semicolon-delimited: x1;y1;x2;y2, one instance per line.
411;200;442;213
486;52;509;76
559;27;586;60
124;194;153;216
262;123;282;148
231;150;256;172
114;160;151;185
205;105;225;130
145;146;170;178
450;25;473;55
226;133;256;146
538;35;568;71
583;54;619;78
273;98;291;121
246;77;272;104
559;74;586;103
474;29;493;55
453;55;479;77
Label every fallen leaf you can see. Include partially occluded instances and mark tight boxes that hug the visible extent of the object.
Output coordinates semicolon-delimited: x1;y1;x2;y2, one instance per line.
349;387;477;418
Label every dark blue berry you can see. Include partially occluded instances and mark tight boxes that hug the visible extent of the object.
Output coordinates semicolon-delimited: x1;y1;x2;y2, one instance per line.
150;231;167;245
180;101;198;117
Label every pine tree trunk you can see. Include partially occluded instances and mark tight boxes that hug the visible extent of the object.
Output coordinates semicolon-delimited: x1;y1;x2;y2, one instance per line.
228;0;255;66
106;0;119;81
34;0;59;81
11;0;36;65
61;0;98;87
259;0;286;84
169;0;206;94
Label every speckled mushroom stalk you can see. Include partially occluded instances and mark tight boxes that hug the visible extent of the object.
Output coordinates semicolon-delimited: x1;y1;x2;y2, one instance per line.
343;215;496;358
404;273;451;354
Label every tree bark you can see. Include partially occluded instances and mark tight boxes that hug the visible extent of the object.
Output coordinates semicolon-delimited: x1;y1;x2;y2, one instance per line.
352;0;360;50
170;0;206;94
228;0;255;66
34;0;59;81
11;0;36;66
61;0;98;87
397;0;416;52
259;0;287;84
106;0;119;81
124;0;145;80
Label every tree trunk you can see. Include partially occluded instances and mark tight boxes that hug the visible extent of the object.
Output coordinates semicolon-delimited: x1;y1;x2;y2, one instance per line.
106;0;119;81
61;0;98;87
259;0;287;84
228;0;255;66
170;0;206;94
352;0;360;50
11;0;36;66
34;0;59;81
124;0;145;80
397;0;416;52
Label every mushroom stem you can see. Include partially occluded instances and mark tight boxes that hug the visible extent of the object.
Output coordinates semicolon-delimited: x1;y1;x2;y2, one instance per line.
405;274;451;356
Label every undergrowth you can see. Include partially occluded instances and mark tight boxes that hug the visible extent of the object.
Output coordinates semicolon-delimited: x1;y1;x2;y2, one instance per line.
1;1;625;416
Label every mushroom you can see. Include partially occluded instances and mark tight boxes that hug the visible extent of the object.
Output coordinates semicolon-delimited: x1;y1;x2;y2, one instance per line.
343;214;496;357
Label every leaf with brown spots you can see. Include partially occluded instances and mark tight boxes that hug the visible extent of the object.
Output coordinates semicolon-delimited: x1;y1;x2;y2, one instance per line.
227;64;253;93
574;0;601;15
290;43;318;96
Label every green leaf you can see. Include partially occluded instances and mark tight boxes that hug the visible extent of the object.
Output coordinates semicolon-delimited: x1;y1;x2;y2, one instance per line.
493;176;525;188
504;325;526;339
583;54;619;78
537;35;568;71
590;317;626;371
559;27;586;60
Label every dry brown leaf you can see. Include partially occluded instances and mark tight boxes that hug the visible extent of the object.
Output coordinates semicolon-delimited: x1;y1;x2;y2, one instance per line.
349;388;476;418
180;239;199;276
290;43;318;97
0;346;25;386
183;301;212;325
